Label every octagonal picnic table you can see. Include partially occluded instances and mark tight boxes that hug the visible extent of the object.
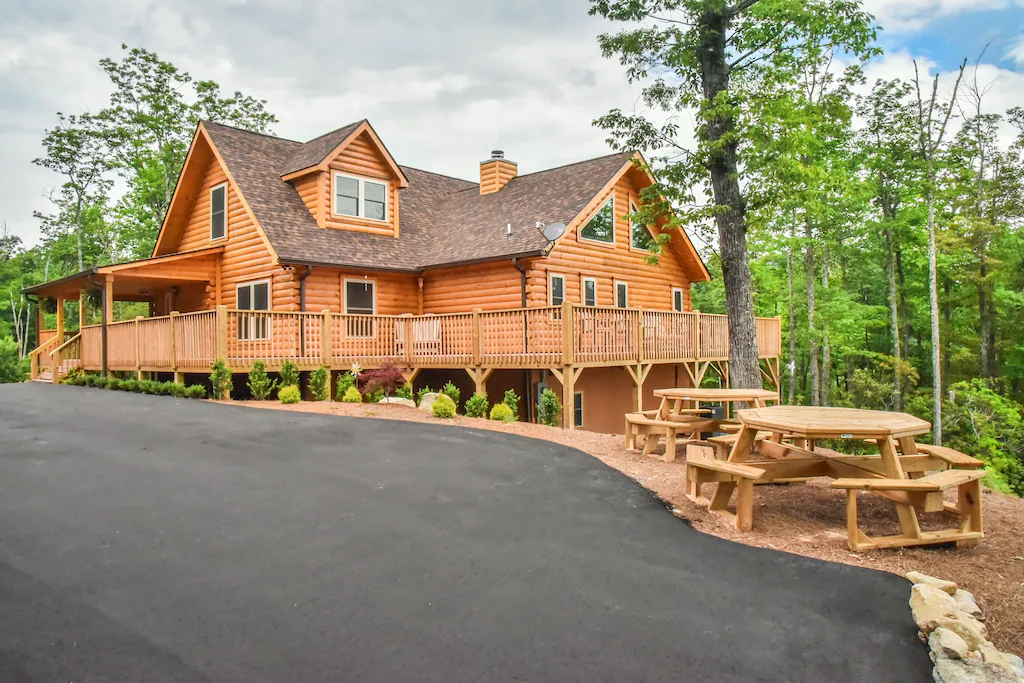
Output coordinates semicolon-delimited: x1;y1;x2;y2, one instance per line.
684;406;985;550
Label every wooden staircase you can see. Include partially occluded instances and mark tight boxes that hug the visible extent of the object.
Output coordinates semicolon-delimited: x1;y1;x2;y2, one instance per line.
31;370;54;383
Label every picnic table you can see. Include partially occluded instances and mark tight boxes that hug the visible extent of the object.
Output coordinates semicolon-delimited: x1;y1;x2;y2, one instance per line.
625;388;780;462
684;406;985;550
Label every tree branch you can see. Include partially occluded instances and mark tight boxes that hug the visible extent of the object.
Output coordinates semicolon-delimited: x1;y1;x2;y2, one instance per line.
727;0;763;18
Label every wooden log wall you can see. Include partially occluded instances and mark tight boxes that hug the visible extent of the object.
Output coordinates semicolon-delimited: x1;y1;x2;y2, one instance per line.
302;267;419;315
421;261;524;313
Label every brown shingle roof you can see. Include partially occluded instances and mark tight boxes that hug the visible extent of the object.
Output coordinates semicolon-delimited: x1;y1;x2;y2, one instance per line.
279;120;364;177
202;120;635;272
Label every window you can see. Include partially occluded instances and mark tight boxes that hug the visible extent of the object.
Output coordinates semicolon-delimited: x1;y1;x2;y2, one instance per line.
582;277;597;307
334;173;388;222
549;273;565;307
344;279;376;337
579;197;614;244
210;183;227;241
615;281;628;309
630;200;654;250
672;287;684;312
573;391;584;428
236;281;269;340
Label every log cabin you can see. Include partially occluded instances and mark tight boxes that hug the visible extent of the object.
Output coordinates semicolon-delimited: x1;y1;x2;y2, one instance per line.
26;119;781;432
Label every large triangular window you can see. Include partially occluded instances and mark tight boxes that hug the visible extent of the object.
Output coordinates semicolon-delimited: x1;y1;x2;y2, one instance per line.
630;200;654;250
579;197;614;244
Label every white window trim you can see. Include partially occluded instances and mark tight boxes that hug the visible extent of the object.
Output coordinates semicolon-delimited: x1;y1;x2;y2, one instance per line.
581;277;597;307
573;391;584;428
629;199;656;252
210;182;228;242
343;277;378;339
235;279;271;341
332;172;389;223
672;287;685;312
549;273;566;307
578;196;615;246
615;280;629;309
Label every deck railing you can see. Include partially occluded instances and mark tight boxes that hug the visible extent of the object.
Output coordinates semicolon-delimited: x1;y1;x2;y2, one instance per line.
55;303;782;373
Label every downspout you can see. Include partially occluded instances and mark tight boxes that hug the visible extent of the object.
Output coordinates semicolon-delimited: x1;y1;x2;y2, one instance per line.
298;265;314;357
512;257;533;423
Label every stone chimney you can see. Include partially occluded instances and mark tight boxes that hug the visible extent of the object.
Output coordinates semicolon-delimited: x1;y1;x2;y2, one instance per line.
479;150;517;195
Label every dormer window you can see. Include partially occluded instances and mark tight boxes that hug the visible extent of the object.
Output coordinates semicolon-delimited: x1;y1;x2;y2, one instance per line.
333;172;388;222
210;183;227;240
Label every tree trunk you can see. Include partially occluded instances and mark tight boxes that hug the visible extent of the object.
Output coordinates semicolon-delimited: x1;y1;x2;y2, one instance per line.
884;227;902;410
75;195;84;273
787;225;797;405
821;253;831;406
927;183;942;445
978;262;995;378
698;7;760;390
896;248;911;361
804;214;819;406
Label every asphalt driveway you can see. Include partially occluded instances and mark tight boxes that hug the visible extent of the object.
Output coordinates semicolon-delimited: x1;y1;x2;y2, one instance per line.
0;383;929;682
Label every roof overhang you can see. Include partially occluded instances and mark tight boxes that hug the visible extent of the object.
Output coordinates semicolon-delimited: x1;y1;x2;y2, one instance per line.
280;120;410;188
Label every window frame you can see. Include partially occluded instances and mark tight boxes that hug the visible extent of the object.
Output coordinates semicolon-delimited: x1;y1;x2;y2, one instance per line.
629;199;656;252
573;391;584;428
549;273;566;307
210;182;228;242
332;172;389;223
582;277;597;307
672;287;685;312
615;280;629;309
578;196;615;246
343;277;377;338
235;279;271;341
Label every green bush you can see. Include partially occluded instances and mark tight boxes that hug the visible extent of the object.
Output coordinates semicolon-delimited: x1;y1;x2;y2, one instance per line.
247;360;276;400
432;393;456;419
336;372;357;399
537;388;562;427
210;359;233;400
341;386;363;403
464;392;489;418
416;385;434;407
309;365;329;401
107;378;124;391
364;388;384;403
943;379;1024;496
489;403;514;423
186;384;207;399
441;381;460;409
396;382;413;400
503;389;520;418
61;373;206;400
279;384;301;404
279;360;300;388
0;337;27;383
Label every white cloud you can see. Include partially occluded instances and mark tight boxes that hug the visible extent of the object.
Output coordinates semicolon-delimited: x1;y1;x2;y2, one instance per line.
862;0;1017;32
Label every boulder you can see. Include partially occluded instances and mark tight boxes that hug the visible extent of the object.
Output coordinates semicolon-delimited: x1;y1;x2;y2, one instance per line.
953;589;985;621
418;392;440;412
930;628;970;660
907;571;959;596
978;644;1021;678
910;584;988;649
933;656;1020;683
379;396;416;408
1003;653;1024;680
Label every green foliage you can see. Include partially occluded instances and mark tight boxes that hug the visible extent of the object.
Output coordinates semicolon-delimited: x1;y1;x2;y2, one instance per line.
186;384;207;399
502;389;520;418
464;392;489;418
210;359;232;400
416;385;434;407
363;388;384;404
432;393;456;419
278;384;300;405
246;360;276;400
537;389;562;427
336;372;356;400
943;380;1024;496
441;381;460;409
309;365;329;402
62;372;203;399
0;337;27;383
395;382;413;400
341;386;363;403
489;403;515;423
279;360;299;388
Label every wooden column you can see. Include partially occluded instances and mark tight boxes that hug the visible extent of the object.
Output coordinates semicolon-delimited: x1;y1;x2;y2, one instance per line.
135;315;144;380
79;290;87;329
55;296;65;342
170;311;183;384
321;310;333;400
102;275;113;376
215;305;228;362
560;300;576;430
471;308;482;366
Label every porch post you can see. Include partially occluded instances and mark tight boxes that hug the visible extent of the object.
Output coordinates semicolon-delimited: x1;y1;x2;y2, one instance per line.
170;311;183;384
135;315;144;380
215;305;228;361
36;301;44;349
55;296;65;342
321;310;333;400
561;300;576;430
79;290;87;329
102;275;113;376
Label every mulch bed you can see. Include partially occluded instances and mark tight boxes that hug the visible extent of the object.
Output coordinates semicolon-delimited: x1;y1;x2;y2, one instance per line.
232;399;1024;654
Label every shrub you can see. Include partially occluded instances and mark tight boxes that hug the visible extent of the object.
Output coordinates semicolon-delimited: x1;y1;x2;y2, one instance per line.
279;385;301;404
396;382;413;400
441;381;460;409
341;386;363;403
464;392;489;418
432;393;456;419
489;403;514;423
361;363;406;398
416;385;434;407
537;388;562;427
309;365;329;401
107;378;124;391
247;360;276;400
336;372;356;399
279;360;300;388
186;384;207;399
503;389;520;418
210;359;233;400
1;338;27;382
363;388;384;403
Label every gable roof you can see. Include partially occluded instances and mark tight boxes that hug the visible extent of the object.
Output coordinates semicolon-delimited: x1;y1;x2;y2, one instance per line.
195;120;707;277
280;120;363;177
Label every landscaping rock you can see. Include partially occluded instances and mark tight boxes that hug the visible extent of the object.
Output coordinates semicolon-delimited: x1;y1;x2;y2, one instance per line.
978;644;1020;677
379;396;416;407
930;628;970;660
418;392;439;412
907;571;959;596
1004;653;1024;680
953;589;985;621
933;656;1020;683
911;584;989;649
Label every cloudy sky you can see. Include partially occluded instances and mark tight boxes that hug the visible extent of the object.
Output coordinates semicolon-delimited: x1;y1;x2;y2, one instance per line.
1;0;1022;248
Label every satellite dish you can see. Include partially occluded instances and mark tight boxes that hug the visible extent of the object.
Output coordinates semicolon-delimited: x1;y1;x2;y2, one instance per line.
540;222;567;242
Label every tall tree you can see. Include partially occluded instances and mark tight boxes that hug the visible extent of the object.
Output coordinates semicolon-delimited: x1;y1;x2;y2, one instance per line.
589;0;876;389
